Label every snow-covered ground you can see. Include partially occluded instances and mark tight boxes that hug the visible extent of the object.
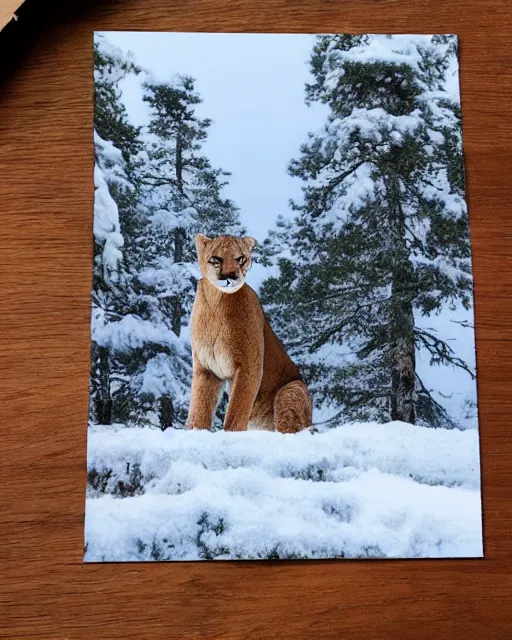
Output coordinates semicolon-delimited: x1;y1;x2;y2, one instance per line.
84;422;483;561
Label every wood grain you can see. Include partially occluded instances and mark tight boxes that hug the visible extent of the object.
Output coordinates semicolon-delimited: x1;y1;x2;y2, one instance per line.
1;0;511;637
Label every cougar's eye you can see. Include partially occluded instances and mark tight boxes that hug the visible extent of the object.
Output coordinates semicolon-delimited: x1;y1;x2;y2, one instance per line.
236;256;246;265
209;256;222;266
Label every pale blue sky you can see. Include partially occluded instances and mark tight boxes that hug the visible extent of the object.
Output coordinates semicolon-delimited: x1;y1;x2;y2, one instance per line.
98;32;328;246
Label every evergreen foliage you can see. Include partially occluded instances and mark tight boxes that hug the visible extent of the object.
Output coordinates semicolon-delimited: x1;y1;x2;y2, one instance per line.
90;37;242;429
260;35;473;428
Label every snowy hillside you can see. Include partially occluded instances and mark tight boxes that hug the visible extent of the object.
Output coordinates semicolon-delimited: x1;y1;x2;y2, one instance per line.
84;422;482;561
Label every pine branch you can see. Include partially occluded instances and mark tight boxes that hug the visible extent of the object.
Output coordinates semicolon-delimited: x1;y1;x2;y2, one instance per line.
322;160;367;202
415;328;475;379
404;221;425;249
415;373;458;429
294;283;378;308
138;176;178;188
309;304;363;350
450;318;474;329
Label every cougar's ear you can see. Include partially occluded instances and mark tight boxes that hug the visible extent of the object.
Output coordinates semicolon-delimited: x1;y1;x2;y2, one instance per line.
195;233;212;256
242;236;256;252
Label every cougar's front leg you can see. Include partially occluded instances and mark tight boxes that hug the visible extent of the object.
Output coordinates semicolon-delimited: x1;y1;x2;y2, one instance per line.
187;364;222;430
223;366;262;432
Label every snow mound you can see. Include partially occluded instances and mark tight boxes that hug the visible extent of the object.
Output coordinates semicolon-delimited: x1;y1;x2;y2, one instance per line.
84;422;482;561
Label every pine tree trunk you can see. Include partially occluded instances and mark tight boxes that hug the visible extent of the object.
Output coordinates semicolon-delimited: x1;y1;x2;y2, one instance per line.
387;175;416;424
159;395;174;430
92;342;112;425
170;132;186;337
389;298;416;424
174;227;185;263
170;293;182;337
176;134;184;193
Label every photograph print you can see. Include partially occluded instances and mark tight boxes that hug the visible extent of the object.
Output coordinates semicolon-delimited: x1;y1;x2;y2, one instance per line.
85;32;483;561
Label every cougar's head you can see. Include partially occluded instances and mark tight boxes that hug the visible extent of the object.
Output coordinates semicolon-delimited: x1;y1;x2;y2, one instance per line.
195;234;256;293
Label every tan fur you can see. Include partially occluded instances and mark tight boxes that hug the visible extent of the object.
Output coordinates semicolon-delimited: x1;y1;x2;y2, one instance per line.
187;234;312;433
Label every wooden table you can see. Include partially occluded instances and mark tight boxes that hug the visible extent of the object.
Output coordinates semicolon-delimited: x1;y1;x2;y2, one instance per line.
1;0;511;637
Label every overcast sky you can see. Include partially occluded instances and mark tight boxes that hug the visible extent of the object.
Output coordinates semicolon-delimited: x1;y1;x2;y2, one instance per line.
98;32;328;245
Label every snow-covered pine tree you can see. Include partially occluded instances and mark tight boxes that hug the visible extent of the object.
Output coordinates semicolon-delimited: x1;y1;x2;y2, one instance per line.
109;75;243;428
91;132;130;425
90;37;142;425
92;44;243;429
92;38;188;429
140;76;242;334
260;35;473;428
94;36;142;162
